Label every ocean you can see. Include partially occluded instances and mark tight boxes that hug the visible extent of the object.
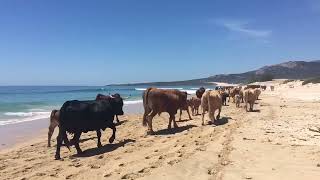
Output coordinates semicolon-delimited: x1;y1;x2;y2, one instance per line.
0;85;216;126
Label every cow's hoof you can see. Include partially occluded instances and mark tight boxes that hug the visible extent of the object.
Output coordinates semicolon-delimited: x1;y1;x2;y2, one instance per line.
97;143;102;148
109;137;115;143
76;150;83;155
55;155;61;160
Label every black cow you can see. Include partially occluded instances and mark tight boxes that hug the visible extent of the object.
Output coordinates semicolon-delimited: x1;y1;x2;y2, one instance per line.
55;95;124;160
196;87;206;99
221;91;229;106
95;93;122;123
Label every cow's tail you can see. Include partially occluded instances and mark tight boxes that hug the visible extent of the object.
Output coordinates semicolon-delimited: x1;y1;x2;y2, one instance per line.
142;88;152;126
59;105;71;151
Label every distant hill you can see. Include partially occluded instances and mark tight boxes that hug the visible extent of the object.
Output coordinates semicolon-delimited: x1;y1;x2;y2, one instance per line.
109;60;320;86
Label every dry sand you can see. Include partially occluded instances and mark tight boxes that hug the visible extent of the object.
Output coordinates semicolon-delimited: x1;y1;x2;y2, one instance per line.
1;82;320;180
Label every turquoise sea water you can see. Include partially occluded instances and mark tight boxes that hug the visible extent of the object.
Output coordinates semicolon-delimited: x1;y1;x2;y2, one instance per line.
0;85;216;126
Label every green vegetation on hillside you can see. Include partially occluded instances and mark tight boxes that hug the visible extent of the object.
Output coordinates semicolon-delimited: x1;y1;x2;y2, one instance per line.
247;73;274;83
302;77;320;85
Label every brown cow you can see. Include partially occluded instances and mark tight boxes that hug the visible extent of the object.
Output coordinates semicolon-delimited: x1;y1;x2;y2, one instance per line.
190;97;201;116
48;110;60;147
201;90;222;125
142;88;188;134
179;99;193;121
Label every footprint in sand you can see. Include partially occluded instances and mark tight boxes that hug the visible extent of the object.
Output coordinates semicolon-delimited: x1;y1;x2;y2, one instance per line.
89;164;100;169
104;173;112;177
35;172;46;176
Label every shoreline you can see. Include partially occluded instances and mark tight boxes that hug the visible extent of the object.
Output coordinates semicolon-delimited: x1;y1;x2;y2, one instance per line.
0;102;144;151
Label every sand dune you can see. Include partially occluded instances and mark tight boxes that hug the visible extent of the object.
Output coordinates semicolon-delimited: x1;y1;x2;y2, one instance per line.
1;83;320;180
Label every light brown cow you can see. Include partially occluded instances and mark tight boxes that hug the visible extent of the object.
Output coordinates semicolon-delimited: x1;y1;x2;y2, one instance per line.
190;97;201;116
201;90;222;125
235;94;241;108
48;110;60;147
142;88;188;134
239;89;244;103
228;87;240;103
254;88;262;100
270;86;275;91
243;89;257;112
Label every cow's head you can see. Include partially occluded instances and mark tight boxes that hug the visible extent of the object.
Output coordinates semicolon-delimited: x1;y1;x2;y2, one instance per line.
110;94;124;115
196;87;206;99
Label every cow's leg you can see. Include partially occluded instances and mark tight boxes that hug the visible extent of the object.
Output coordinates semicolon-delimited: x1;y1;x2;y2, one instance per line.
147;111;157;134
143;107;151;126
186;108;192;120
216;107;221;120
179;109;182;121
201;111;206;126
48;123;58;147
96;130;102;148
168;113;173;129
116;115;120;123
250;103;254;112
55;131;63;160
171;114;178;128
210;109;216;124
109;123;116;143
73;132;83;154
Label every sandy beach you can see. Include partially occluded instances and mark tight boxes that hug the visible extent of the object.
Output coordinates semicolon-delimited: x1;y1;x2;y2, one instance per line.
1;82;320;180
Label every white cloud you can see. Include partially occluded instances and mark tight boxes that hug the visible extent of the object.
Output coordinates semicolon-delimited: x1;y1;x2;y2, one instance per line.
213;19;272;38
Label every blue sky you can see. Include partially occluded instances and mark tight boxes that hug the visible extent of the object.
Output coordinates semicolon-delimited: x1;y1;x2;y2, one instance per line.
0;0;320;85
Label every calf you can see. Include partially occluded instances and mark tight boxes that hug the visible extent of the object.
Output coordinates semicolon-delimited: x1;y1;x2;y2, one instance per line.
235;94;241;108
254;88;262;100
48;110;60;147
190;97;201;116
179;99;193;121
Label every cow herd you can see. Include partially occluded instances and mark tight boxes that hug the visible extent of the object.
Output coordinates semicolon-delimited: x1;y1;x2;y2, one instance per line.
49;86;265;160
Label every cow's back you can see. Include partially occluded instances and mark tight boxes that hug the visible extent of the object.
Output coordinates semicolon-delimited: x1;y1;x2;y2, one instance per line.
60;100;114;133
208;90;222;109
145;88;182;113
244;89;256;103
